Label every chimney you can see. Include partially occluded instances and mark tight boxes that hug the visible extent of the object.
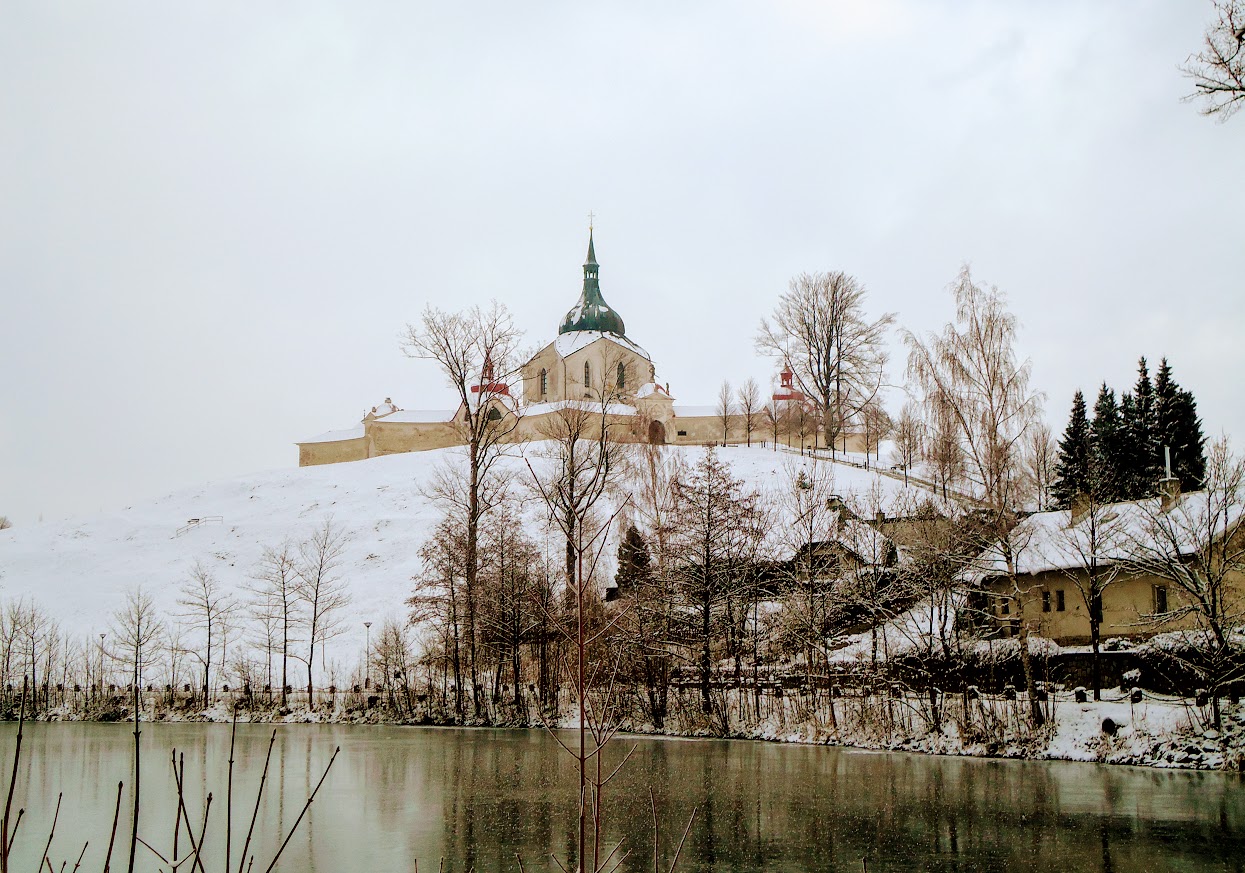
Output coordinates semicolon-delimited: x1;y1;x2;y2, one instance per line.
1159;445;1181;512
1070;492;1092;524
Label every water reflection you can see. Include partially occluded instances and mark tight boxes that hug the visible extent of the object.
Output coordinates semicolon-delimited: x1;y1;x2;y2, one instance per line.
0;723;1241;872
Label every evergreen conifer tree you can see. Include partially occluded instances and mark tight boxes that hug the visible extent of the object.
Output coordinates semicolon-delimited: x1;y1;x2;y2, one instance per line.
1051;390;1091;509
614;524;652;598
1089;383;1124;501
1118;357;1158;499
1154;358;1207;488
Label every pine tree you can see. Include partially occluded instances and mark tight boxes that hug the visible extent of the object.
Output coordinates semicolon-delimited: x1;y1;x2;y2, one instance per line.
614;524;652;598
1051;391;1091;509
1118;357;1159;499
1154;358;1207;489
1089;383;1124;501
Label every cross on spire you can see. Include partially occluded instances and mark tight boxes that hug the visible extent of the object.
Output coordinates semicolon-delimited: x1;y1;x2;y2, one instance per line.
587;210;595;231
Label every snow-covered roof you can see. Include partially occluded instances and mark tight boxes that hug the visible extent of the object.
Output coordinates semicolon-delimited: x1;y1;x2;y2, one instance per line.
298;424;365;444
970;490;1245;582
524;399;637;417
366;398;402;418
551;330;651;361
636;382;674;400
464;391;518;414
673;405;717;418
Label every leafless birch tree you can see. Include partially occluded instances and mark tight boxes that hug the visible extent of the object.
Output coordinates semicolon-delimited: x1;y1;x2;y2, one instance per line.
295;517;352;706
249;542;302;703
401;301;522;710
736;378;761;447
176;561;237;701
906;266;1044;722
716;380;735;445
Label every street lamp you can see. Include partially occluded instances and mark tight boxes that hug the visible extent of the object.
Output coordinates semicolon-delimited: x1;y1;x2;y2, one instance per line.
363;621;372;689
98;633;106;701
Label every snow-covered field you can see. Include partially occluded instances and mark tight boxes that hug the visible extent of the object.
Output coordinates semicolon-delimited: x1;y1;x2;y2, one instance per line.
0;443;927;677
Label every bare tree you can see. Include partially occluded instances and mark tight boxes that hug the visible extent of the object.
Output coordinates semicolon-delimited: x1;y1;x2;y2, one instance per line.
716;380;735;445
0;517;11;531
903;266;1043;514
1183;0;1245;119
1119;438;1245;729
110;586;164;873
401;301;522;710
1023;422;1058;512
905;266;1044;722
526;390;630;872
294;517;352;706
410;513;470;717
762;395;787;449
1047;494;1125;701
250;542;303;704
176;561;238;703
859;400;892;467
757;272;895;455
736;378;761;447
668;446;766;718
773;460;842;695
890;401;925;485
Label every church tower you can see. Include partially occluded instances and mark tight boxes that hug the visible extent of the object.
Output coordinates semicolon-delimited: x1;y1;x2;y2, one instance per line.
559;229;628;338
519;228;655;404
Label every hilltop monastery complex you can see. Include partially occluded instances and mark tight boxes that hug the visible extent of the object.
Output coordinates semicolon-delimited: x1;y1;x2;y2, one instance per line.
298;232;865;467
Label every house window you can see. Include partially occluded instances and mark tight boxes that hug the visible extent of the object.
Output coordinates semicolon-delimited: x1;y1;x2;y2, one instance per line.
583;361;591;387
617;362;626;389
1042;590;1051;613
1001;599;1010;616
677;430;688;437
1154;585;1169;614
1056;590;1065;612
539;368;547;397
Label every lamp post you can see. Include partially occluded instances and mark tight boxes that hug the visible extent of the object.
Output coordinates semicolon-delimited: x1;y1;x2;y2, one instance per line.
363;622;372;689
98;633;106;702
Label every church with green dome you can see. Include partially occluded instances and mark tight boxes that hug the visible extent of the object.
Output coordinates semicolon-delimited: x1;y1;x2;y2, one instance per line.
295;229;828;466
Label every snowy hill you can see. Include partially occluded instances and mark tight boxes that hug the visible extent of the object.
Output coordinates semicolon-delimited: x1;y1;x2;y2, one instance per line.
0;444;931;678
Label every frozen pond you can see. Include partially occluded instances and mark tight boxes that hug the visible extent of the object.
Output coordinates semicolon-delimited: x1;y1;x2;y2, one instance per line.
2;722;1243;872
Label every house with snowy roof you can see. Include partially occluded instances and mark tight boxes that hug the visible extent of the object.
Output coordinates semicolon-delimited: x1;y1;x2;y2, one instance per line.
298;230;868;466
967;475;1245;646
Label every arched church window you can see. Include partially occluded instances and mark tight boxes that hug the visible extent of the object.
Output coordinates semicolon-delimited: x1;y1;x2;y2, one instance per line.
487;407;503;422
617;362;626;389
539;368;547;397
583;361;591;387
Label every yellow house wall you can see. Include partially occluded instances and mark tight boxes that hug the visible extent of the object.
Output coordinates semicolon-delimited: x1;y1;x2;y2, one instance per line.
985;567;1239;644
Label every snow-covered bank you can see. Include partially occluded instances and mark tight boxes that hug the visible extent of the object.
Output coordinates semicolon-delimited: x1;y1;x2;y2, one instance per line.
30;686;1244;773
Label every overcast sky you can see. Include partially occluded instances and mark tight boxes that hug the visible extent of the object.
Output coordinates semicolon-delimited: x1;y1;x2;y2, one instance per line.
1;1;1240;524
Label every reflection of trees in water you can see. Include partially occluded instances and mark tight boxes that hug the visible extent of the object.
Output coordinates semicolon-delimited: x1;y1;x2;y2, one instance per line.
4;725;1243;872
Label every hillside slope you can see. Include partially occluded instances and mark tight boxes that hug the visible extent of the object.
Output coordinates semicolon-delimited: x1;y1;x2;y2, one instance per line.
0;444;930;679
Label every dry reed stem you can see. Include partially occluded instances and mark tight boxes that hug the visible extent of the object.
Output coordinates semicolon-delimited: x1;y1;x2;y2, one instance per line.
38;792;61;873
103;780;123;873
236;731;277;873
261;745;339;873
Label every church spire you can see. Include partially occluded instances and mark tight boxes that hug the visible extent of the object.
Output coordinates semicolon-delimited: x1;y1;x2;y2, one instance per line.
559;226;627;337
